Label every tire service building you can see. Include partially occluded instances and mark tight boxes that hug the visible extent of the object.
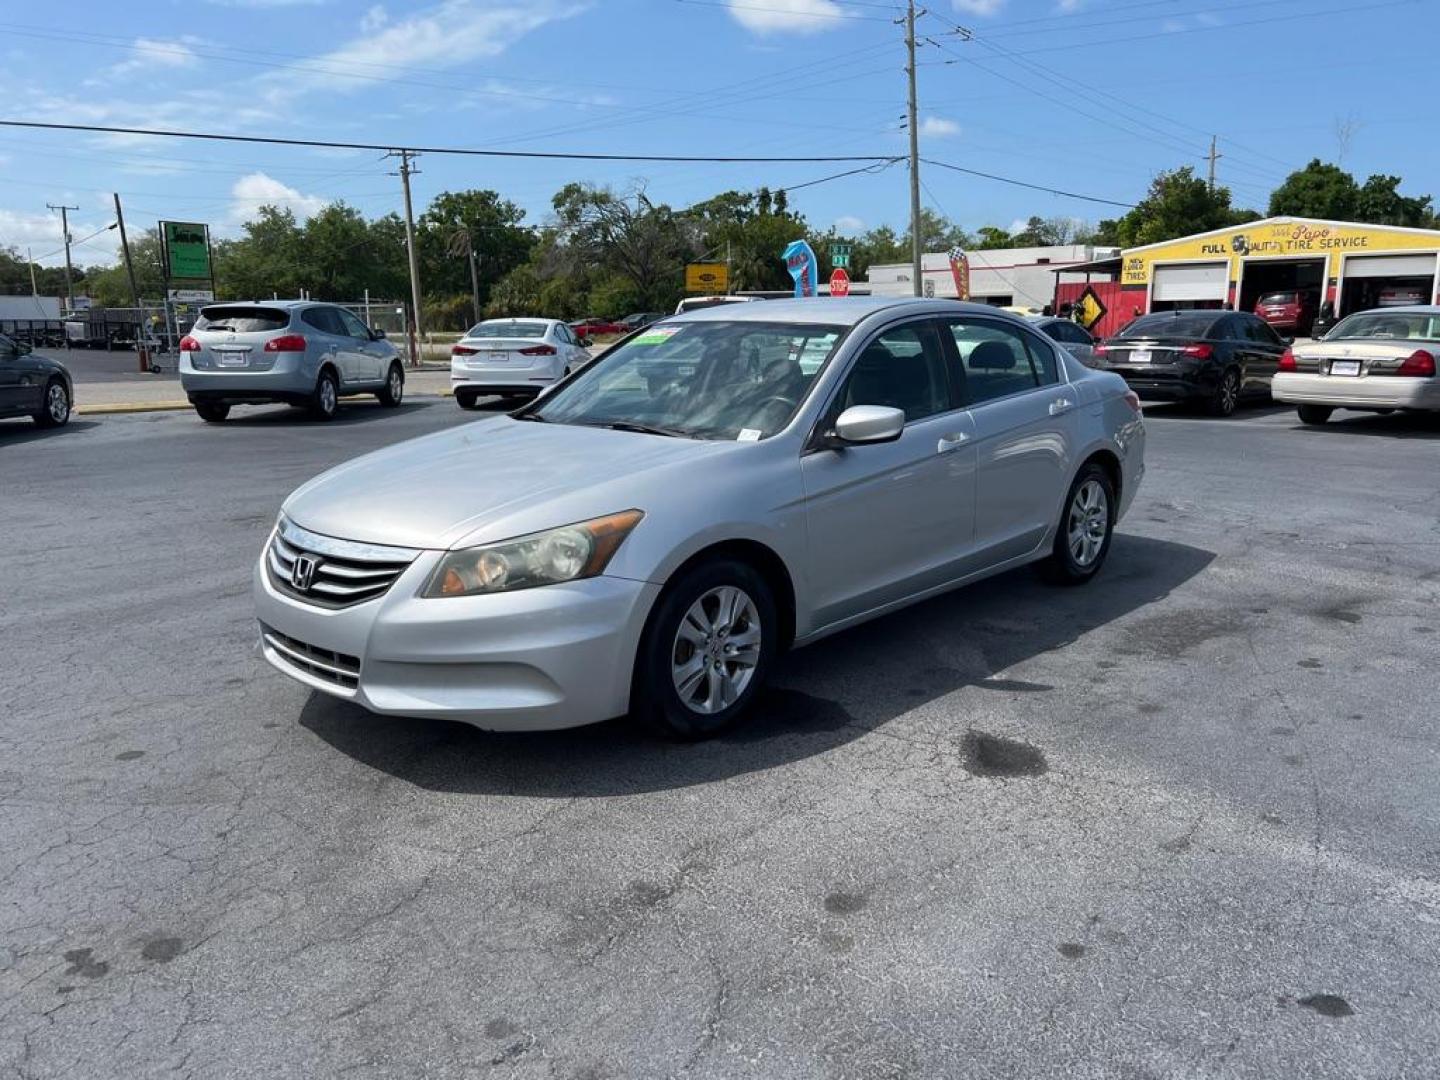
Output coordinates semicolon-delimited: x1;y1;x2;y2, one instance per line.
1118;216;1440;323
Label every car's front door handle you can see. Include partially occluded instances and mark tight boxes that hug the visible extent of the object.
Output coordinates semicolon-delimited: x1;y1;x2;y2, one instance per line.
1049;397;1074;416
937;432;969;453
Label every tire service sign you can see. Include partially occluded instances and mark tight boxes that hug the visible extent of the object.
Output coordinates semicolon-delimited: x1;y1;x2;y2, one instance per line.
163;221;211;280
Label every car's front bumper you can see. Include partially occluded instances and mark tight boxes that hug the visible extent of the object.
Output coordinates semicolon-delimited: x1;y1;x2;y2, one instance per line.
1272;372;1440;410
253;546;661;731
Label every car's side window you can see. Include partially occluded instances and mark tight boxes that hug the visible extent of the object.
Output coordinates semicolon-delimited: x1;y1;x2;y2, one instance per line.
1251;318;1283;346
834;322;951;422
302;308;342;336
1022;328;1061;385
945;319;1048;405
1209;316;1238;341
335;308;370;339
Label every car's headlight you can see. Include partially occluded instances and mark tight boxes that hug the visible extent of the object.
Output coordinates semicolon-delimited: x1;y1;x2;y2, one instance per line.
423;510;644;598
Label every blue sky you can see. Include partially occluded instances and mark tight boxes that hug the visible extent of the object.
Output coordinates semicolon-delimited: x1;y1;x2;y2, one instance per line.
1;0;1434;268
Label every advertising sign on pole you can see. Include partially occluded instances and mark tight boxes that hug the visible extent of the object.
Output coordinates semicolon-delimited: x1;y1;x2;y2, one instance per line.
162;222;211;279
684;262;729;294
947;246;971;300
829;268;851;297
830;242;852;270
167;288;215;303
783;239;819;298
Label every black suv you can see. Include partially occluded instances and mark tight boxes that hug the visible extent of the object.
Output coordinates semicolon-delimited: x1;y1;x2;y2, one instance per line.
1096;310;1287;416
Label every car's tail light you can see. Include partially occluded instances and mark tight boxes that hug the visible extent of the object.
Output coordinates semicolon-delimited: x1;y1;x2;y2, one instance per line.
264;334;307;353
1181;343;1214;359
1122;390;1142;413
1278;348;1297;372
178;335;201;352
1093;343;1109;357
1396;349;1436;377
452;344;477;356
519;344;558;356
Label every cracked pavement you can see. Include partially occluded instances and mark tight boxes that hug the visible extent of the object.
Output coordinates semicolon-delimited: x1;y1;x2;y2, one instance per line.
2;398;1439;1078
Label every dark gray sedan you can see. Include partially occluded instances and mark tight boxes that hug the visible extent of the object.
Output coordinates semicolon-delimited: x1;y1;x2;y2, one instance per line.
0;332;72;428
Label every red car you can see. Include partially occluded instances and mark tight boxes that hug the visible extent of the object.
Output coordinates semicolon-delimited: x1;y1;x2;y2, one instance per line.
568;317;627;338
1254;291;1317;335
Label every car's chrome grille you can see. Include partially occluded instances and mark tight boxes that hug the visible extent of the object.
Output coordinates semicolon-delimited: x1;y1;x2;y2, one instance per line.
260;624;360;690
265;519;419;609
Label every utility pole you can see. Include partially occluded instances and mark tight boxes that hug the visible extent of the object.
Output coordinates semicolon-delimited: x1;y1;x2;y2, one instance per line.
904;1;923;298
1207;135;1222;191
387;150;424;367
113;193;148;372
466;231;482;326
26;248;38;296
47;203;79;311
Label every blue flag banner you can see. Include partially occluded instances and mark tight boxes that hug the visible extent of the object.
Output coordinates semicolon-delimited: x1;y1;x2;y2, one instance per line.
783;239;819;298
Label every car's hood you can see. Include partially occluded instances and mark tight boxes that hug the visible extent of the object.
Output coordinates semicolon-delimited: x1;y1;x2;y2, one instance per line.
282;417;736;550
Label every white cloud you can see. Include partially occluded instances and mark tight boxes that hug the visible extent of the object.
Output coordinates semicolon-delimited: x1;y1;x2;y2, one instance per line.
1008;217;1029;234
920;116;960;138
1161;18;1185;32
0;209;119;267
953;0;1006;16
260;0;584;101
834;215;865;234
360;4;389;32
231;173;328;224
107;37;201;77
726;0;846;35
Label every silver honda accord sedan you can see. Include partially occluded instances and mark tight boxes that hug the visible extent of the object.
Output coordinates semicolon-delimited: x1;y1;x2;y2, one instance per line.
254;297;1145;738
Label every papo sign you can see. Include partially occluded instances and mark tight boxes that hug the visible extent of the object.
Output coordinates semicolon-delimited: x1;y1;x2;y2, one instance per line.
684;263;729;294
829;268;851;297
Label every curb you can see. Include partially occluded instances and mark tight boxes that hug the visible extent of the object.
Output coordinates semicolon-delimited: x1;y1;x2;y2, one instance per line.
78;389;456;416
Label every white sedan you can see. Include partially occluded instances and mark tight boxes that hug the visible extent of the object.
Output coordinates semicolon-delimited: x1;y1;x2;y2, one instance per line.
1273;305;1440;424
450;318;591;408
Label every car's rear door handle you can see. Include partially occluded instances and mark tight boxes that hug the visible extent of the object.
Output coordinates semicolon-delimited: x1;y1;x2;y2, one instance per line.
937;432;969;453
1049;397;1074;416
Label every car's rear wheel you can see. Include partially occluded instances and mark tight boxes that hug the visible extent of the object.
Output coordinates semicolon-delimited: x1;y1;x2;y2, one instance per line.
1206;368;1241;417
310;370;339;421
33;379;71;427
1297;404;1332;425
376;363;404;407
455;391;479;410
1040;462;1115;585
632;559;777;740
194;401;230;423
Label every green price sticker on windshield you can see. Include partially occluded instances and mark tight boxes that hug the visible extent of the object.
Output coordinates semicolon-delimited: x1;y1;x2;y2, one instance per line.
633;326;681;345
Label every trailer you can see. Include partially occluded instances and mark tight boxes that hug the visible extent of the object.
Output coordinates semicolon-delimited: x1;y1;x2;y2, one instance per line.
62;308;146;350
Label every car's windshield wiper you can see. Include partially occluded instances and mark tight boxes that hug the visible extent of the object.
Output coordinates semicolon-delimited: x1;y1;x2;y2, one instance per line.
596;420;697;439
512;412;547;422
204;324;235;332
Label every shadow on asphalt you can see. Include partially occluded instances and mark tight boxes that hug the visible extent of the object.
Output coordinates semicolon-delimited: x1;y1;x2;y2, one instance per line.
0;419;102;445
300;533;1216;796
209;400;439;427
1140;400;1292;421
1276;410;1440;439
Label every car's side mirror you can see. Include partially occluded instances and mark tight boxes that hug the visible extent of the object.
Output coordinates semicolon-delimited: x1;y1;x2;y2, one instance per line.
370;328;387;341
833;404;905;445
578;336;591;348
1280;334;1295;345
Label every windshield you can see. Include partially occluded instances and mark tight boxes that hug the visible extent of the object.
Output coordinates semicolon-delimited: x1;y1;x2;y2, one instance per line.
1116;312;1220;339
1325;312;1440;342
1260;292;1298;305
466;320;546;339
528;320;844;440
195;306;289;333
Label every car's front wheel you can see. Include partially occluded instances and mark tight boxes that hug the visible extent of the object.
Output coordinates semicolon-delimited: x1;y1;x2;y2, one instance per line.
632;559;777;739
1297;404;1332;425
33;379;71;427
310;370;339;421
1040;462;1115;585
376;363;404;407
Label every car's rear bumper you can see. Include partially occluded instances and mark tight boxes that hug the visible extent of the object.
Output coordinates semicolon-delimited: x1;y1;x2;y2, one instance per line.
1272;373;1440;410
1111;366;1212;401
180;354;314;401
253;547;661;731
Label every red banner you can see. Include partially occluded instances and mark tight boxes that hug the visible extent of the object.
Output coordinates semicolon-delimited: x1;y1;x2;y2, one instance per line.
947;246;970;300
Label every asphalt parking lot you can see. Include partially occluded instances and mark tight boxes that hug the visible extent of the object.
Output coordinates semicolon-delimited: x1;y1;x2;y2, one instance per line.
3;398;1439;1079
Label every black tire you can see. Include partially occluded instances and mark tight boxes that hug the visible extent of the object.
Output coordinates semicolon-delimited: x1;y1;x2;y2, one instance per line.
455;391;480;410
33;379;71;427
1039;462;1116;586
1205;368;1241;417
1297;404;1332;425
631;559;778;740
376;363;404;407
194;401;230;423
310;369;339;421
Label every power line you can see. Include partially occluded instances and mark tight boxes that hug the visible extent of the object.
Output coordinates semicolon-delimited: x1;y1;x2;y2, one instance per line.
780;158;904;194
0;120;895;163
922;158;1136;208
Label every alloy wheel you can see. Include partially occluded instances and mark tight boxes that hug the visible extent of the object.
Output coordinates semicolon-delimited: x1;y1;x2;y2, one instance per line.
47;383;69;423
320;378;337;415
388;368;403;403
1067;479;1109;567
670;585;761;715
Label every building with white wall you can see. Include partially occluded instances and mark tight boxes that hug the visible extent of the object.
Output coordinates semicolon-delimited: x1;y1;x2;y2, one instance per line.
866;245;1120;309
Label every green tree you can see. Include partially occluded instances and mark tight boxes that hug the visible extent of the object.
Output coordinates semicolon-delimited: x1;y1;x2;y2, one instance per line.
1268;159;1360;220
1354;174;1434;227
1102;167;1257;248
553;182;698;311
417;189;534;322
81;230;165;306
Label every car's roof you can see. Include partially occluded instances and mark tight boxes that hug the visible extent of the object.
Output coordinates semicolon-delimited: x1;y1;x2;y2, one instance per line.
205;299;326;309
670;296;1027;328
1344;304;1440;315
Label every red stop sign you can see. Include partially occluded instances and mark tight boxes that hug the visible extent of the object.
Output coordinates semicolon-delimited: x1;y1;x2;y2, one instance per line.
829;267;851;297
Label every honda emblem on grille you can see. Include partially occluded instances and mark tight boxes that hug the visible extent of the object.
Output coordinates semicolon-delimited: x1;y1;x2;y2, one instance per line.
291;554;319;592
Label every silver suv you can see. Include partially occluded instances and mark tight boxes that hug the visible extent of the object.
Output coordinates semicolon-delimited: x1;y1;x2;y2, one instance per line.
179;301;404;422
